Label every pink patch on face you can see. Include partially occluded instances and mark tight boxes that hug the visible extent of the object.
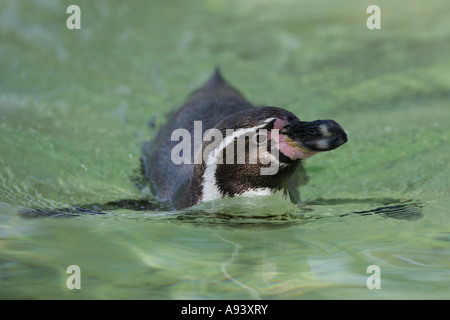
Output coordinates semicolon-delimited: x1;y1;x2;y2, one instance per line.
278;134;317;160
273;118;288;130
269;118;318;160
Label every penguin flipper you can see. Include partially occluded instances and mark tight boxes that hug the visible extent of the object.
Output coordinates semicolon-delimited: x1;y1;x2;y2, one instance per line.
287;163;310;204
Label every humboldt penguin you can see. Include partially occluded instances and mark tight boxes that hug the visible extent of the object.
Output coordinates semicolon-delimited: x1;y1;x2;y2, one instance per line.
140;69;347;210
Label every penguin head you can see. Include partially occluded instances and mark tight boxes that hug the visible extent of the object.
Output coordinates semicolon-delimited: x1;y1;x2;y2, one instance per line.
206;106;347;162
268;107;348;161
190;106;347;205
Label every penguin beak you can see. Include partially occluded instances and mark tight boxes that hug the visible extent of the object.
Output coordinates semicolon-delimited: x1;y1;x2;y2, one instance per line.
282;119;348;154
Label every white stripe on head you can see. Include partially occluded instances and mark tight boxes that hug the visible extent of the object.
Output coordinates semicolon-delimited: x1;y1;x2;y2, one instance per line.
201;118;275;203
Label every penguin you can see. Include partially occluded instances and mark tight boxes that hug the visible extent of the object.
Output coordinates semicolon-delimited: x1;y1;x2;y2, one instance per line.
140;69;347;210
21;71;424;221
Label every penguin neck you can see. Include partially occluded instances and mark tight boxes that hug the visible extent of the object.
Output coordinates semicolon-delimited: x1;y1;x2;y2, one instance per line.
183;158;300;207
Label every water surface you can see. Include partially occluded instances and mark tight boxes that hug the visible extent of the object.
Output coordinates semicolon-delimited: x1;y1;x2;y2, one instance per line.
1;0;449;299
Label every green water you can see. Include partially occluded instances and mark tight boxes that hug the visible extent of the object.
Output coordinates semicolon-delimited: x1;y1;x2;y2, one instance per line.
1;0;449;299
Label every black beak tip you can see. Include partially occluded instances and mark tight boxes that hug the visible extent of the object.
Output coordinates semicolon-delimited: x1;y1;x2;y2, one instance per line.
341;131;348;144
330;127;348;150
326;121;348;148
295;119;348;152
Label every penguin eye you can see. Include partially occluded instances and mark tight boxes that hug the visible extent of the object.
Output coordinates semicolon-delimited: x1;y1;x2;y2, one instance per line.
254;132;267;145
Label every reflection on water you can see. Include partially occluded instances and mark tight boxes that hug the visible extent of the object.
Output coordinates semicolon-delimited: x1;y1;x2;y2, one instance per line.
352;201;423;221
17;195;424;226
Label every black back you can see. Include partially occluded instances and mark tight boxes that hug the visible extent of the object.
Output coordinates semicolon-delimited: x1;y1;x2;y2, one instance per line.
141;69;255;207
